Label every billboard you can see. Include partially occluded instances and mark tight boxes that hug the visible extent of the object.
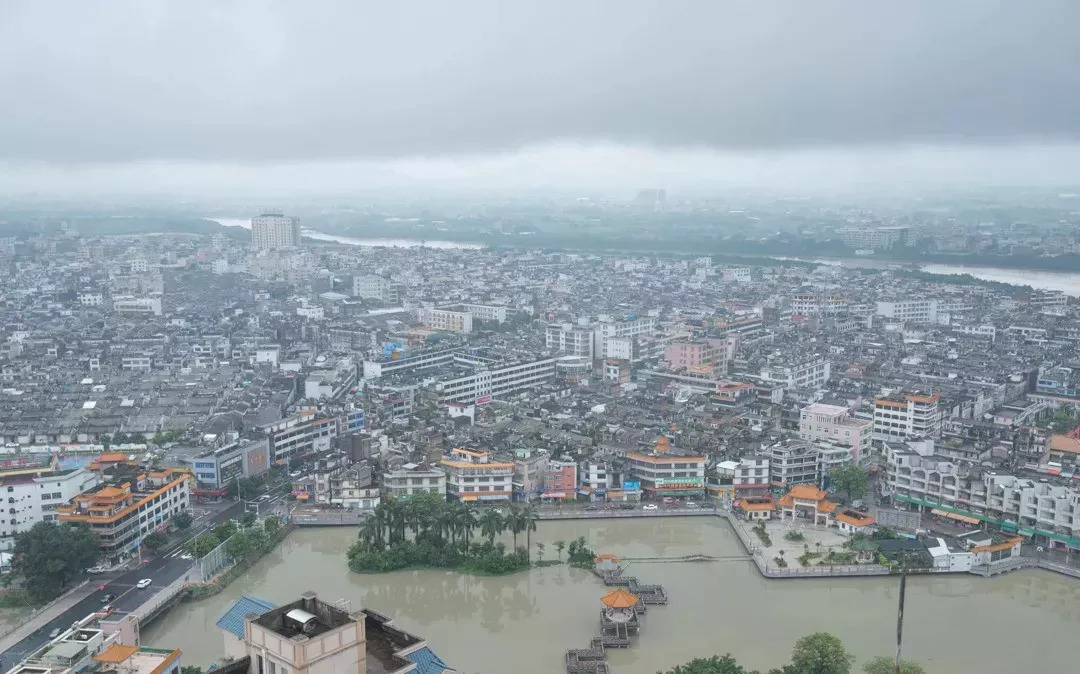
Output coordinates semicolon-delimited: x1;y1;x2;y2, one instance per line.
622;481;640;492
653;477;704;488
475;395;493;405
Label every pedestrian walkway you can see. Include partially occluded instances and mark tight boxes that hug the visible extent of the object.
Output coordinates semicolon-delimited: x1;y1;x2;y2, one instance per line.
0;581;96;655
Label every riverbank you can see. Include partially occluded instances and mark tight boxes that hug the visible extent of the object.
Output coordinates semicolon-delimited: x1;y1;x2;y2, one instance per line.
139;519;1078;673
185;523;293;601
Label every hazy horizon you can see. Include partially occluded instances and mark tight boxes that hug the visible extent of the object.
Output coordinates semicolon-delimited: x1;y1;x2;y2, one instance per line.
3;1;1080;198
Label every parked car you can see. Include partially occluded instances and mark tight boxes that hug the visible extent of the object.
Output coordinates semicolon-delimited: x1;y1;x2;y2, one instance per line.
642;504;659;511
686;502;700;509
618;503;634;510
101;605;113;614
86;566;106;574
48;628;61;639
584;505;598;511
101;593;114;603
137;578;152;589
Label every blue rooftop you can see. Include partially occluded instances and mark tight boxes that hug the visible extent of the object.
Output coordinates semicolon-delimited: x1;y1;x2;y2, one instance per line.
216;595;277;638
405;646;453;674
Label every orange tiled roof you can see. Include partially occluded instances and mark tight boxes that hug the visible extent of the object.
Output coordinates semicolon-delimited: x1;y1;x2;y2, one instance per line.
833;510;875;527
594;553;620;562
95;452;129;463
95;645;137;663
1049;435;1080;455
740;500;775;512
601;588;639;609
787;484;828;501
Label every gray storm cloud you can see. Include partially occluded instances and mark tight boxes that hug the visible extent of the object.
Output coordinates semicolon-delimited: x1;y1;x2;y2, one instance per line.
1;0;1079;163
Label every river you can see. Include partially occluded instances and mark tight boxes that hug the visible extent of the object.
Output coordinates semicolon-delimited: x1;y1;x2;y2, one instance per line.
207;217;483;250
141;519;1078;673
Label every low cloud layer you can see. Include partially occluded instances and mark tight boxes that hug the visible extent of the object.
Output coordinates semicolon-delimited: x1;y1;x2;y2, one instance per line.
2;1;1079;163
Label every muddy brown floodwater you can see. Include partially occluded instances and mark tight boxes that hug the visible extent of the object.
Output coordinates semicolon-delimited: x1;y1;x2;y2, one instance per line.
141;518;1080;673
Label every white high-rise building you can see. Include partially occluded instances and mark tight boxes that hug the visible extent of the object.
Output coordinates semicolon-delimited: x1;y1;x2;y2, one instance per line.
251;213;301;250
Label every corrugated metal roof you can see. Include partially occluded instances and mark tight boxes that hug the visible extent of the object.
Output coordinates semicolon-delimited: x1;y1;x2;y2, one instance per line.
405;646;452;674
215;595;277;638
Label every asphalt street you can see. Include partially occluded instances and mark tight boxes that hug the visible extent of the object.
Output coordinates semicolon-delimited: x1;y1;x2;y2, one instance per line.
0;500;242;666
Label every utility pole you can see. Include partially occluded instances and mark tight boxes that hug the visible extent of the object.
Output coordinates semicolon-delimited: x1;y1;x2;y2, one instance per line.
894;552;908;674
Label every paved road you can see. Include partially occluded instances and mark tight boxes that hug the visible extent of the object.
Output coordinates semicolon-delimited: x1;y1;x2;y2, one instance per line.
0;501;242;665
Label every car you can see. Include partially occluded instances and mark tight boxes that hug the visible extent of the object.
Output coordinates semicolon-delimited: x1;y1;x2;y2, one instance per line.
136;578;152;589
584;505;598;511
642;504;659;511
86;566;106;574
101;605;113;614
180;553;193;560
48;628;61;639
618;503;634;510
101;593;114;603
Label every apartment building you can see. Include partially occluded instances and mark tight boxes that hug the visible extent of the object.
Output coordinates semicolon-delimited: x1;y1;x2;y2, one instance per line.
0;465;99;551
113;296;163;316
459;303;510;323
383;462;447;500
251;213;301;250
581;460;610;492
790;292;849;316
543;459;578;500
873;392;942;442
229;592;450;674
763;439;854;489
733;456;770;498
545;324;595;358
592;316;657;358
192;439;272;489
434;357;556;404
260;409;338;464
441;448;514;503
330;466;381;510
78;293;105;307
875;299;939;324
58;468;190;563
663;341;719;370
352;274;392;301
512;450;548;502
758;354;831;390
837;226;913;250
418;307;473;333
798;403;873;460
886;440;1080;552
625;441;706;498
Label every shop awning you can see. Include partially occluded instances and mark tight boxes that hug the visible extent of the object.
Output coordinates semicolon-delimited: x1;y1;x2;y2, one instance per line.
541;492;566;498
931;509;980;525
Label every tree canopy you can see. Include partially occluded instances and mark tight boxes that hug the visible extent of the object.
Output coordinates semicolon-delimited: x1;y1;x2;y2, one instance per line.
862;657;926;674
790;633;855;674
11;522;100;602
829;464;869;503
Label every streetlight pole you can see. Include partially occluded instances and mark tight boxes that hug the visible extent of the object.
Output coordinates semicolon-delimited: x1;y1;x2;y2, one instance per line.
894;552;908;674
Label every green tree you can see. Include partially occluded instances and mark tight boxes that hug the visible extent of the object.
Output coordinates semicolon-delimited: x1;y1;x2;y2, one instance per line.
554;540;566;561
173;511;193;530
264;515;283;537
522;504;538;552
480;509;505;544
829;464;869;504
507;505;526;549
242;511;258;528
535;541;545;562
790;633;855;674
11;522;100;602
862;657;926;674
214;521;238;541
142;531;169;552
181;666;203;674
186;532;221;558
657;654;752;674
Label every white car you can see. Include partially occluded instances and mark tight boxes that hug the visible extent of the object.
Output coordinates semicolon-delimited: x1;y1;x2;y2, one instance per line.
86;566;106;574
642;504;659;511
136;578;152;589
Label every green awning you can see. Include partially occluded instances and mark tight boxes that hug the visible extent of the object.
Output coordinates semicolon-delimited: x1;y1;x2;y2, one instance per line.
1002;522;1018;532
1019;526;1036;537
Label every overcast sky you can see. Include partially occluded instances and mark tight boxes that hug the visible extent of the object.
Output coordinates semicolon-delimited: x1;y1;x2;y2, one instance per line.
3;0;1080;195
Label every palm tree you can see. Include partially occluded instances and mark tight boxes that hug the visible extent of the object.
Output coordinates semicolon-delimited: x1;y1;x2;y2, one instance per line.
479;509;504;544
507;505;526;549
360;516;383;551
554;540;566;561
522;504;539;552
460;503;479;548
